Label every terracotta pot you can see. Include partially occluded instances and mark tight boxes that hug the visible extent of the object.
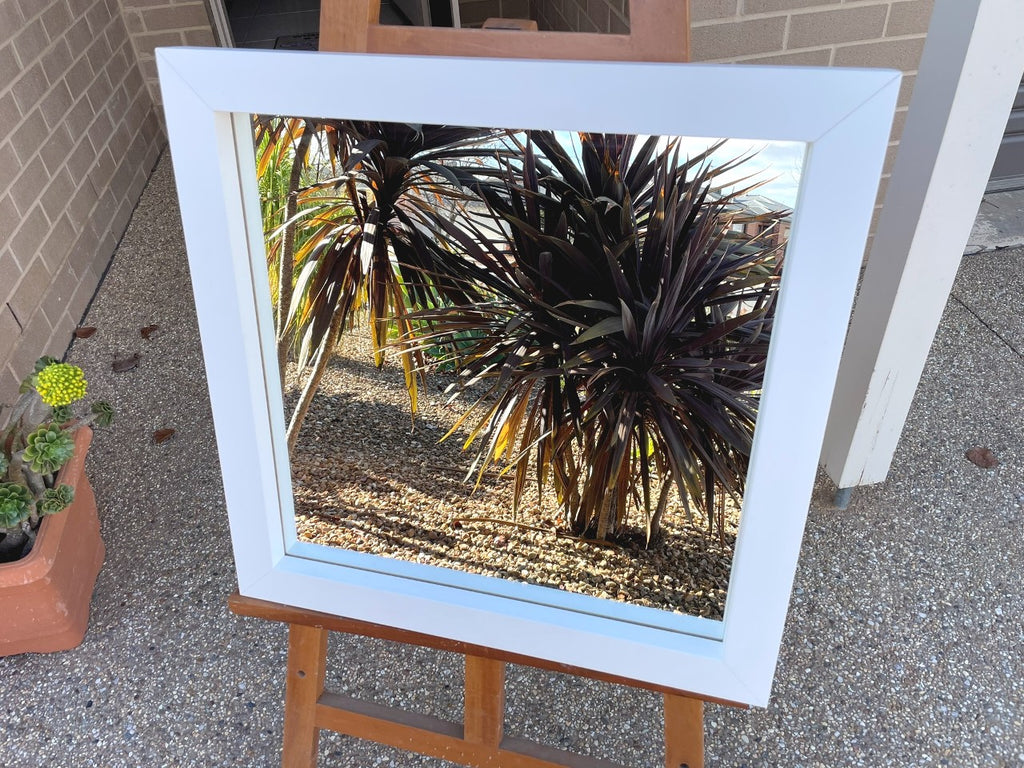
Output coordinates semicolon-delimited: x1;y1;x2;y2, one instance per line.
0;427;105;656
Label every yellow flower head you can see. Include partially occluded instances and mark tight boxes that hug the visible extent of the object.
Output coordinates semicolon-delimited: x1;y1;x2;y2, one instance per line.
35;363;87;407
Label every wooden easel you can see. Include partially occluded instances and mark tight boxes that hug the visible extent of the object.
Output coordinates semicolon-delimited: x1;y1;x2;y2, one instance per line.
242;4;711;766
317;0;690;62
230;594;745;768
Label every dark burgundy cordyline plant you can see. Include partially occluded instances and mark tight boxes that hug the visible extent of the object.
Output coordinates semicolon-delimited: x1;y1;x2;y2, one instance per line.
410;132;786;545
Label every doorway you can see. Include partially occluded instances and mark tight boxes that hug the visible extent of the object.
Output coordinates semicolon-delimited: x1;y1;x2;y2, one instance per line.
218;0;415;49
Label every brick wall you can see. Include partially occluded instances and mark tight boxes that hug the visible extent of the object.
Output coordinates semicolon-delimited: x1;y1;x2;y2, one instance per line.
120;0;215;104
531;0;630;34
0;0;163;403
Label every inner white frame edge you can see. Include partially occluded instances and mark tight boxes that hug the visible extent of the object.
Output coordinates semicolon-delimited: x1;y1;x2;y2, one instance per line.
156;47;900;707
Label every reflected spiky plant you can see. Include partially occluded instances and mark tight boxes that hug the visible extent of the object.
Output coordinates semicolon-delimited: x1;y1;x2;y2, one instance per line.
256;118;501;451
411;132;786;545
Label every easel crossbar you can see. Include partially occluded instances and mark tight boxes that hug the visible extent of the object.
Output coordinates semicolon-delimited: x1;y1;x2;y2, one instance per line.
315;691;632;768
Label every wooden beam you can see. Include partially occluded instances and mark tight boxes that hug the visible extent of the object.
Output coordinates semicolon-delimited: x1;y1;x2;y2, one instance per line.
821;0;1024;489
229;593;747;709
315;692;632;768
464;656;505;747
664;694;704;768
282;624;329;768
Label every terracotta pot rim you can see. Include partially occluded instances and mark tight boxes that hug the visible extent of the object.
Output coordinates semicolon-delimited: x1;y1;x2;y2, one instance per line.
0;426;93;578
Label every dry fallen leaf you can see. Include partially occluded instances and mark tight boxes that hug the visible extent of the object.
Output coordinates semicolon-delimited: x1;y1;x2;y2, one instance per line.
140;324;160;340
112;353;141;373
74;326;97;338
965;446;999;468
153;428;176;444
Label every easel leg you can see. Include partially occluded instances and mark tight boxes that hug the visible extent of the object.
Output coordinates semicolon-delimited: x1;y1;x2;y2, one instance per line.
463;655;505;747
664;694;704;768
282;624;329;768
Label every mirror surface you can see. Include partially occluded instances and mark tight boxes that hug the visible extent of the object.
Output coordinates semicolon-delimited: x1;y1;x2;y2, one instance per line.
252;116;804;623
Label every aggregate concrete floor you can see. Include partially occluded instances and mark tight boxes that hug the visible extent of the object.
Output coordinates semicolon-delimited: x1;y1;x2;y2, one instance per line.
1;153;1022;767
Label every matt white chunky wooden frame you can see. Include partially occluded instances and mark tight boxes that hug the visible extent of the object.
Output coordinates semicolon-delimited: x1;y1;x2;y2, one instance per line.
157;47;899;707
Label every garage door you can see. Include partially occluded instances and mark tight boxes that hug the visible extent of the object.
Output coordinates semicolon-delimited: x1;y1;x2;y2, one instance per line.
988;75;1024;193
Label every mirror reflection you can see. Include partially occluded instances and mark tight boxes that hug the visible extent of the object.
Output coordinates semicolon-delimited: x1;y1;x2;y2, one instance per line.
226;0;629;50
253;116;802;620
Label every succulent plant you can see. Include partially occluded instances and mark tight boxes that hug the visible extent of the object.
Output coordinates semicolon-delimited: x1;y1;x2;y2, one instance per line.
0;357;113;562
22;424;76;475
0;483;34;529
90;401;115;428
39;484;74;517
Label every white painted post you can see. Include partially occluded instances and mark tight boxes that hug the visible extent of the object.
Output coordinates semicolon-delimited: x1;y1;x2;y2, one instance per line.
821;0;1024;493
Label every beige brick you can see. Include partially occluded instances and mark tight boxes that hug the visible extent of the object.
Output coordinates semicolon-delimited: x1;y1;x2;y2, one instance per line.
0;2;26;42
0;141;21;191
899;73;916;107
887;0;935;37
39;257;79;328
0;42;19;87
67;221;98;276
65;15;93;56
9;202;47;267
9;107;46;166
139;2;210;31
11;156;47;216
889;107;907;143
1;248;21;306
38;124;72;180
85;32;113;75
121;0;175;8
133;29;186;55
39;80;73;130
40;169;76;226
39;38;73;84
0;365;21;406
0;303;21;365
834;37;926;71
182;26;215;46
41;0;73;41
7;305;55;378
0;194;18;250
11;63;48;115
65;262;98;325
66;178;97;231
692;15;786;61
12;17;47;66
788;5;887;48
742;0;827;13
739;47;831;66
84;0;113;36
691;0;737;23
8;255;51;322
65;95;95;137
68;66;99;109
0;91;21;143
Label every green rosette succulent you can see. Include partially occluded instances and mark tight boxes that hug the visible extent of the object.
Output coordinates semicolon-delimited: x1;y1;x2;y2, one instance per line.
0;482;33;528
91;401;115;428
22;424;76;475
39;484;75;516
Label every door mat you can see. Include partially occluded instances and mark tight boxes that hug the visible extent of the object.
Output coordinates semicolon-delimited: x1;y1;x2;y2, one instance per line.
275;33;319;50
